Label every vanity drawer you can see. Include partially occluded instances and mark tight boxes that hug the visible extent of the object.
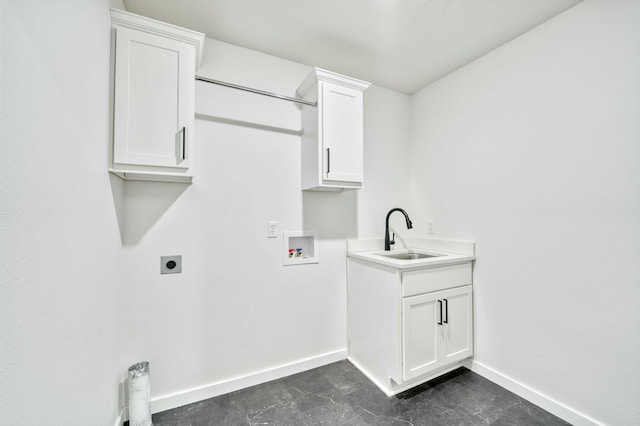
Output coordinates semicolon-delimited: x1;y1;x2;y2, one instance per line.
402;262;472;297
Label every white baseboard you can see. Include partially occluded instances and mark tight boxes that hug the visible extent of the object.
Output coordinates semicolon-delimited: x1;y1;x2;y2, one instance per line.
464;360;603;426
149;349;347;415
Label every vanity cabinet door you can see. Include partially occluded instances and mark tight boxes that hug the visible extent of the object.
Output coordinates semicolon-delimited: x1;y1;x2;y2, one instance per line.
402;292;441;381
440;285;473;364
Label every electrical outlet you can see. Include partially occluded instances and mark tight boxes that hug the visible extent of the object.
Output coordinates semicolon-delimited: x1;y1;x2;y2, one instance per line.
268;221;278;238
161;255;182;274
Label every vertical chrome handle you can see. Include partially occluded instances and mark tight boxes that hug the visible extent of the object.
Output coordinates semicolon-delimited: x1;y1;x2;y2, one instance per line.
326;148;330;174
443;298;448;324
437;300;443;325
182;126;186;160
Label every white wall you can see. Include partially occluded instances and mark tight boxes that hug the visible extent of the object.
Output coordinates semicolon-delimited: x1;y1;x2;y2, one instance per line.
0;0;123;424
120;38;411;409
409;1;640;424
359;85;412;237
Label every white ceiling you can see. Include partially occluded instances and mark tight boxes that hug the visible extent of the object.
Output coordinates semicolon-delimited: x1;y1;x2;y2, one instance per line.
122;0;582;94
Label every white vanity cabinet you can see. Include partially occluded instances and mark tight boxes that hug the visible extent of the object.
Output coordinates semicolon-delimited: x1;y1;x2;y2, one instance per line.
347;258;474;396
109;9;204;183
297;68;370;191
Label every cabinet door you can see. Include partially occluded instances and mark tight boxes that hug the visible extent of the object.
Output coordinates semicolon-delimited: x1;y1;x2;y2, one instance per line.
440;286;473;364
321;82;363;183
402;292;441;381
113;26;194;169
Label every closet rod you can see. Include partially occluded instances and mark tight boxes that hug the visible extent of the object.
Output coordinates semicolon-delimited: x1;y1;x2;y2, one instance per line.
195;75;317;107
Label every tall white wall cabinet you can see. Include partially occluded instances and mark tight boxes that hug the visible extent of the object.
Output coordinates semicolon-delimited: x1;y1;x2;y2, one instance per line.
297;68;370;191
109;9;204;183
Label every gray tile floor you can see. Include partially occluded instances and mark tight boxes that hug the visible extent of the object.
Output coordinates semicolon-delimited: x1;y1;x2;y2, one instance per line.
150;361;570;425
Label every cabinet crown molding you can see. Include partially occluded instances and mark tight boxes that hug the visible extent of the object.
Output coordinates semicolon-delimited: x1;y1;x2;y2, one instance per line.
110;8;205;68
297;67;371;97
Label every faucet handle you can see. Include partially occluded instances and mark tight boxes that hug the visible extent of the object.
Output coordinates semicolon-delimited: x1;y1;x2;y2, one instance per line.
390;233;396;246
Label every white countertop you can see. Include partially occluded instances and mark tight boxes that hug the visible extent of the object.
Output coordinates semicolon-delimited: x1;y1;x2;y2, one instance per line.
347;237;475;270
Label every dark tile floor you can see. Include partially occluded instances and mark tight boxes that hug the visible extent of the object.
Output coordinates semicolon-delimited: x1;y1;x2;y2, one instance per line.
149;361;570;425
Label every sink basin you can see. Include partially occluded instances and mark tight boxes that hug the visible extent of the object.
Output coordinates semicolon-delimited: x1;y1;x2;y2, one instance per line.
379;252;439;260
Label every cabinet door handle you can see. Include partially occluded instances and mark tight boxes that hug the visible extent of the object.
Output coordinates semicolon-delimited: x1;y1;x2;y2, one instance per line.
438;300;443;325
443;298;448;324
326;148;330;174
182;126;186;160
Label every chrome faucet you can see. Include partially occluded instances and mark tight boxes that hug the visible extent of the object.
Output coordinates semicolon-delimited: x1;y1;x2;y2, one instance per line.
385;208;413;250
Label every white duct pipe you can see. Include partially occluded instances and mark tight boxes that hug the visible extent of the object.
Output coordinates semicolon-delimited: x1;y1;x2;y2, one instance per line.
128;361;152;426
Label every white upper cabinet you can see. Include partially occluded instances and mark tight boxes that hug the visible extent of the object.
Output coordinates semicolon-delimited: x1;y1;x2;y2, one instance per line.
109;9;204;183
297;68;370;191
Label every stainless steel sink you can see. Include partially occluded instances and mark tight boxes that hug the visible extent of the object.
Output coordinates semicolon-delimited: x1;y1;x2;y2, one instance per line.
379;252;439;260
